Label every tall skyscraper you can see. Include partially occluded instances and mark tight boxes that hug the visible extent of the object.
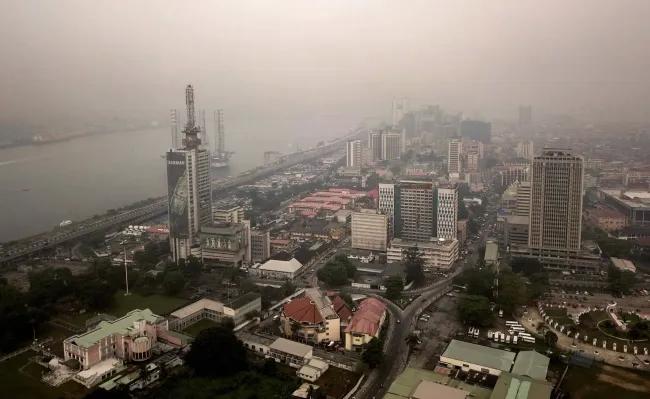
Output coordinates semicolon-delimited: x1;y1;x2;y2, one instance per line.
170;109;180;149
346;139;362;167
378;183;395;238
351;209;388;251
447;138;462;177
381;132;402;161
166;85;212;262
528;148;584;253
436;185;458;240
518;105;533;127
392;97;408;127
394;180;435;242
368;130;383;161
516;140;534;160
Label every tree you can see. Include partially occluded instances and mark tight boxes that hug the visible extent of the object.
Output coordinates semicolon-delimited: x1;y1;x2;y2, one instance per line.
385;276;404;300
362;338;384;368
607;265;636;296
454;268;494;297
544;331;558;347
185;324;248;377
404;246;425;286
405;333;419;351
163;271;185;295
510;258;543;276
496;271;527;315
317;257;356;287
185;256;203;277
458;295;494;327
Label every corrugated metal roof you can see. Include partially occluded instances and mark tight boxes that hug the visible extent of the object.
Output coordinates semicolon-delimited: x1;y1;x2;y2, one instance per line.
442;340;515;372
512;351;549;381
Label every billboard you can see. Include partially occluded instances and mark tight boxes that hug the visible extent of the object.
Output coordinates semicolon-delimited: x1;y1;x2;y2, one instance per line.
166;151;189;238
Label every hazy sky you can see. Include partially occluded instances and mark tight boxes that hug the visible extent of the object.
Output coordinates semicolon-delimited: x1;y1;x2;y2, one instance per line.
1;0;650;128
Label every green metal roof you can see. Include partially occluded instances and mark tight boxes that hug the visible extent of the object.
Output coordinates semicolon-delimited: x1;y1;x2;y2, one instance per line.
70;308;162;348
490;373;553;399
441;340;516;372
384;367;492;399
512;351;549;381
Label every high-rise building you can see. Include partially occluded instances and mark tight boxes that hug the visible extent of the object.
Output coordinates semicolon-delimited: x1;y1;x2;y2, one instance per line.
515;181;531;217
170;109;180;149
346;139;362;167
529;148;584;253
392;98;408;127
516;141;534;160
460;120;491;143
250;229;271;262
448;138;462;177
213;205;245;224
436;185;458;240
381;132;402;161
166;85;212;262
518;105;533;127
200;223;249;267
378;183;395;237
394;180;436;242
368;130;383;161
351;209;388;252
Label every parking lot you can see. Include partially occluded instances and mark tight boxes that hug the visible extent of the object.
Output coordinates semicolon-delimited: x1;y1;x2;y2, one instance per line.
545;289;650;315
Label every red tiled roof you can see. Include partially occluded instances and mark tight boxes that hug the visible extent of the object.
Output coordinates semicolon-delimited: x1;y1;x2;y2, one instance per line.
283;297;323;324
345;298;387;336
329;296;353;321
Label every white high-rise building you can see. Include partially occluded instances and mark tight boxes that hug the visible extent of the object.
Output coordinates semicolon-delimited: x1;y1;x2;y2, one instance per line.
166;85;212;262
436;186;458;240
378;183;395;237
392;98;408;127
516;141;535;160
448;138;462;177
346;139;362;167
381;132;402;161
395;180;436;242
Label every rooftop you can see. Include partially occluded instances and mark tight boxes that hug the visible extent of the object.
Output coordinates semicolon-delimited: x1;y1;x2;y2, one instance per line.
170;298;224;320
511;351;549;381
345;298;386;336
67;309;162;349
270;337;313;358
490;372;553;399
384;367;492;399
610;257;637;273
260;258;303;273
442;340;516;373
227;292;261;310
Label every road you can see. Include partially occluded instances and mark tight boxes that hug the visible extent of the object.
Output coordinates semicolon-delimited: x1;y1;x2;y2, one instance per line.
0;128;366;266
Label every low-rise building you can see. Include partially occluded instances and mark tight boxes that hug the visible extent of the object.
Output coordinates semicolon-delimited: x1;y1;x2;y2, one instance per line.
497;215;529;250
268;338;313;368
384;367;492;399
257;258;304;280
484;241;499;267
584;206;627;232
610;257;637;273
297;358;329;382
344;298;387;351
168;293;261;330
440;340;516;376
387;238;459;270
490;373;552;399
281;288;344;344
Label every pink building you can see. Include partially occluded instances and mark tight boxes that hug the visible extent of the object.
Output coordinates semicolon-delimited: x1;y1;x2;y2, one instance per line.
63;309;174;371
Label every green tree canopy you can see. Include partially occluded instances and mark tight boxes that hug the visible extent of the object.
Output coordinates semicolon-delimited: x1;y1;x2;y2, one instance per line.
362;337;384;368
385;276;404;300
185;324;248;377
163;271;185;295
404;246;425;286
458;295;494;327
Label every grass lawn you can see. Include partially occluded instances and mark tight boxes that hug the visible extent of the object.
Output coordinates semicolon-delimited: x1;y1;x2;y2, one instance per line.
561;364;650;399
60;291;189;328
183;319;221;337
0;350;87;399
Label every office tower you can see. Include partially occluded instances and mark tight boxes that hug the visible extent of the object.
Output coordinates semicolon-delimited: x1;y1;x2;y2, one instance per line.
463;139;484;159
368;130;382;161
515;181;531;217
518;105;533;127
170;109;180;149
392;97;408;127
436;185;458;240
447;138;462;177
199;109;208;147
394;180;435;242
381;132;402;161
528;148;584;252
378;182;395;217
213;205;245;224
351;209;388;251
346;139;362;167
214;109;225;155
460;119;491;143
466;152;479;173
250;229;271;262
166;84;212;262
516;140;534;160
